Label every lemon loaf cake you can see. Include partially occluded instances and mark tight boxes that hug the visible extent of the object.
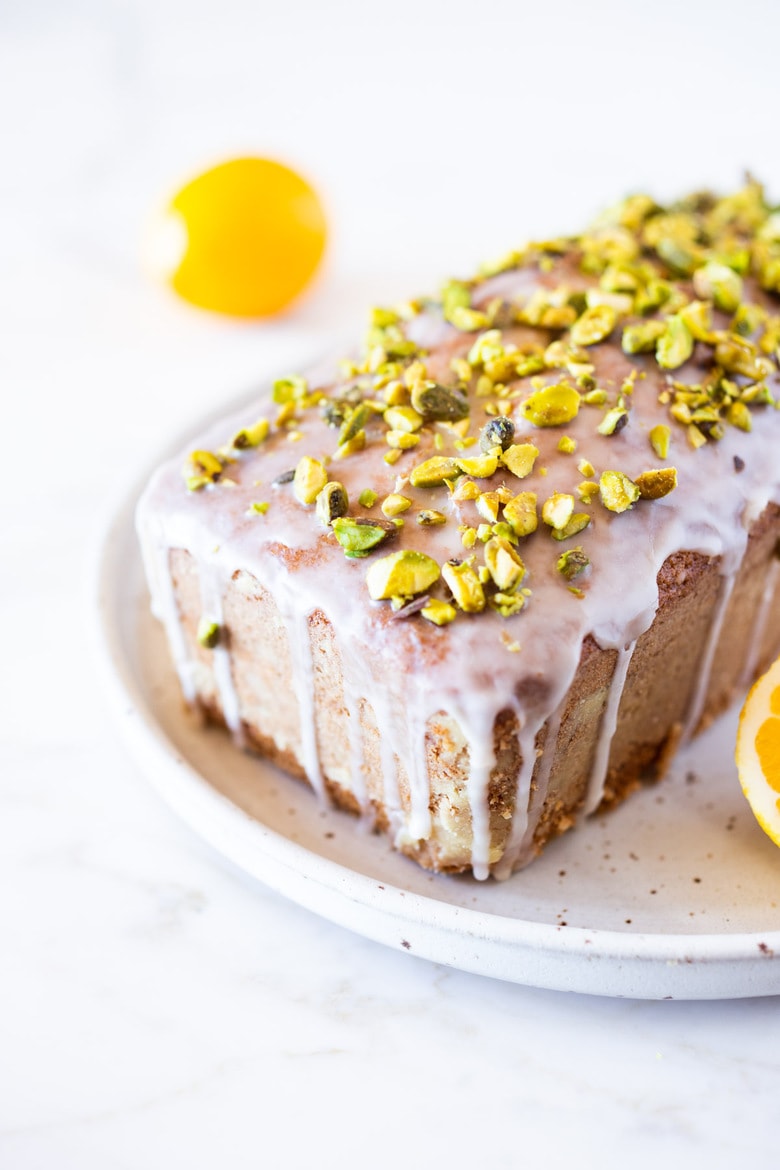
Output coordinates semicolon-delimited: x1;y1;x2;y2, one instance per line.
137;180;780;878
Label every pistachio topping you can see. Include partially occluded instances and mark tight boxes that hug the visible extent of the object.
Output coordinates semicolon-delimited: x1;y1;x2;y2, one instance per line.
621;320;666;355
551;512;591;541
196;617;221;649
649;423;671;459
315;482;349;525
410;381;469;421
332;517;398;558
230;418;270;449
503;492;538;537
366;549;440;600
381;493;412;518
597;407;629;437
556;547;590;581
656;315;694;370
542;492;575;531
442;559;486;613
634;467;678;499
599;469;641;513
570;304;618;347
185;449;223;490
520;383;581;427
248;500;270;516
293;456;328;505
456;454;499;478
417;509;447;526
480;416;515;452
358;488;378;507
693;261;743;312
409;456;461;488
501;443;539;479
484;537;526;591
420;598;458;626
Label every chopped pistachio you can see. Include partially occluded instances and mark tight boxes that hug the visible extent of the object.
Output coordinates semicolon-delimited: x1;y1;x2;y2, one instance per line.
421;598;457;626
577;457;596;477
332;517;397;558
476;523;493;542
635;467;678;499
693;261;743;312
248;500;270;516
409;456;461;487
656;315;694;370
456;454;499;478
452;477;480;502
475;491;501;522
503;492;538;537
582;388;608;406
334;432;366;459
621;320;666;355
501;442;539;479
576;480;600;503
381;493;412;518
679;300;714;342
384;405;424;433
196;617;220;649
557;435;577;454
358;488;378;507
597;407;629;436
442;559;486;612
272;467;296;486
726;401;752;432
714;334;765;379
599;469;640;513
185;449;222;490
272;376;307;404
293;456;328;505
231;418;270;449
649;423;671;459
484;537;526;591
460;526;478;549
448;306;489;332
385;429;420;449
384;448;402;465
541;492;575;530
366;549;440;600
410;381;469;421
551;513;591;541
480;415;515;452
556;547;590;580
687;423;708;449
316;482;349;525
338;403;371;445
417;509;447;526
570;304;618;346
520;383;581;427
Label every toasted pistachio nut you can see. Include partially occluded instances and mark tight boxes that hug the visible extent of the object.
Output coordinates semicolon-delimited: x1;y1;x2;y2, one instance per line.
452;477;480;502
635;467;678;499
385;430;420;450
448;306;489;332
314;482;349;525
714;335;764;379
455;454;498;478
556;546;590;580
679;300;714;342
272;467;296;486
599;469;640;513
732;303;766;338
409;456;461;487
621;320;666;354
369;306;399;328
649;423;671;459
441;278;471;317
586;289;633;315
583;388;608;406
384;448;402;466
484;537;526;591
272;376;307;404
358;488;378;507
577;481;600;503
460;526;477;549
334;431;366;459
520;383;581;427
540;492;574;531
231;418;270;449
503;492;538;537
293;456;328;505
693;261;743;312
635;277;672;316
384;405;424;433
442;559;486;613
597;407;629;436
475;491;501;522
655;237;701;276
185;449;223;489
381;493;412;518
479;415;515;452
332;517;397;558
421;598;458;626
417;509;447;526
196;617;220;649
726;401;752;432
491;592;526;618
501;442;539;479
248;501;270;515
383;380;408;407
551;513;591;541
366;549;440;600
491;521;518;544
338;403;372;445
410;381;469;422
570;304;618;347
656;315;694;370
557;435;577;454
577;458;595;477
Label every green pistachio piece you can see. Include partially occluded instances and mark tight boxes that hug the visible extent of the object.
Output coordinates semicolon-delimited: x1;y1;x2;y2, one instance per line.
386;430;420;449
315;481;349;525
597;407;629;436
551;512;591;541
557;435;577;454
599;470;640;513
230;418;270;449
293;456;328;505
272;376;307;404
732;303;766;338
582;388;607;406
196;617;220;649
576;481;600;503
542;492;575;531
501;443;539;479
448;306;489;332
655;237;701;276
480;416;515;452
577;458;595;477
381;493;412;518
417;509;447;526
484;537;526;591
634;278;672;316
332;517;398;558
693;261;743;312
714;334;764;379
570;304;618;347
503;492;538;537
410;381;469;421
679;300;714;342
338;403;372;445
621;320;666;354
421;598;458;626
649;424;671;459
442;559;486;613
441;279;471;319
409;456;461;487
556;547;590;580
384;405;424;433
358;488;378;507
634;468;678;499
366;549;440;600
726;401;752;432
519;383;581;427
455;454;498;478
656;315;694;370
334;431;366;459
248;501;270;515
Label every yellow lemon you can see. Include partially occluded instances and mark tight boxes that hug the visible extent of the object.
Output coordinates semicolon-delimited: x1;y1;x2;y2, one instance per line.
735;654;780;847
145;157;327;317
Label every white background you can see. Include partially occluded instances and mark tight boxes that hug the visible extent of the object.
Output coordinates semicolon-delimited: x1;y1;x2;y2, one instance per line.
3;1;780;1166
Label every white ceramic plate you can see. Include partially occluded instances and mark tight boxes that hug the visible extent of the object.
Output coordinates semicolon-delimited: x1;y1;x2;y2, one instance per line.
93;439;780;1000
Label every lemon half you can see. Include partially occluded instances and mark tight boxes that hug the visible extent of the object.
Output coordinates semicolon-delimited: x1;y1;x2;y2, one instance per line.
736;655;780;847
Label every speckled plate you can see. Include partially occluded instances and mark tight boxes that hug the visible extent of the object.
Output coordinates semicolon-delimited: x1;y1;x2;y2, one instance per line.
93;450;780;1000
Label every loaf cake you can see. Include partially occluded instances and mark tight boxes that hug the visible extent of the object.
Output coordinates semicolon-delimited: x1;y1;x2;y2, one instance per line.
137;179;780;879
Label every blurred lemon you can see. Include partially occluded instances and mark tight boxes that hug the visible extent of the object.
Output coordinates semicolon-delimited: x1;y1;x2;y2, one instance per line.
145;157;327;317
736;654;780;847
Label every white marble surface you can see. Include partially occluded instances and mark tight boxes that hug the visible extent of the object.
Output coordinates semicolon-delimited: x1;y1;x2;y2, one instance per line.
3;1;780;1166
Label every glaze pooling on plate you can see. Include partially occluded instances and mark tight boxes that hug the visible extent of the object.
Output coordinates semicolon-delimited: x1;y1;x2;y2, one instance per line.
137;182;780;878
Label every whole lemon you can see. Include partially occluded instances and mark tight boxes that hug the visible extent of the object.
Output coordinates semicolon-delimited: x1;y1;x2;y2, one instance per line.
146;157;327;317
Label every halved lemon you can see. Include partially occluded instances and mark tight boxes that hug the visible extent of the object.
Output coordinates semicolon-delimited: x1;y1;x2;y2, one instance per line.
144;157;327;318
736;655;780;847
